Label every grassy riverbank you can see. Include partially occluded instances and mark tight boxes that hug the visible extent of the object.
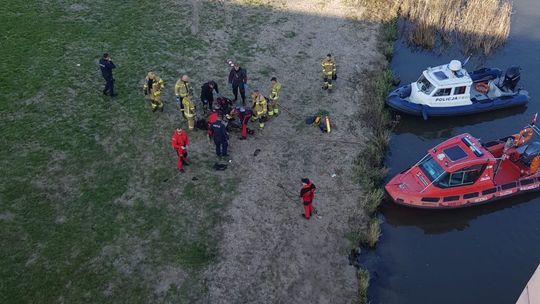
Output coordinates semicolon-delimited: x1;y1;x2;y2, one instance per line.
1;1;238;302
2;0;388;302
354;19;397;304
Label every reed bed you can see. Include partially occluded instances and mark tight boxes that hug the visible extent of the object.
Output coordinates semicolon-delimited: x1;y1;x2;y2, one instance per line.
359;0;513;54
458;0;513;53
357;268;370;304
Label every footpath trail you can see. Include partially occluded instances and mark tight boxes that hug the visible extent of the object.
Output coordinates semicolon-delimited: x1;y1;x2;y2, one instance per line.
204;1;381;303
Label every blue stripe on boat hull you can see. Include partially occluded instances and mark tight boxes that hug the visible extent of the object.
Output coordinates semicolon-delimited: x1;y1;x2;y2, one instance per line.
386;92;529;118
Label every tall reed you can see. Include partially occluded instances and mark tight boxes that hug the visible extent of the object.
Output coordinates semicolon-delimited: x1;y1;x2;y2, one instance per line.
359;0;513;54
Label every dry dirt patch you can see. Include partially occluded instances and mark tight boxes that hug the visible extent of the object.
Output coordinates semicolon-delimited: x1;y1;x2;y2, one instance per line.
201;0;381;303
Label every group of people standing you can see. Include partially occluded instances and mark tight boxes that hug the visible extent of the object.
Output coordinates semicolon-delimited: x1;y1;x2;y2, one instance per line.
98;53;337;220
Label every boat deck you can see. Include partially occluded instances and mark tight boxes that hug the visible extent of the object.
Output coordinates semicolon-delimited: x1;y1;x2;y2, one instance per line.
494;159;523;185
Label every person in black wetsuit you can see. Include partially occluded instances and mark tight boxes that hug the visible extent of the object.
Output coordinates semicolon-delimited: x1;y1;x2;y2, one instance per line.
228;63;247;105
200;80;219;112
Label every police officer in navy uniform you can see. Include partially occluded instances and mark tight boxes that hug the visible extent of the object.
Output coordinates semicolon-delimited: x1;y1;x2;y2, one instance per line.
99;53;116;97
211;117;229;157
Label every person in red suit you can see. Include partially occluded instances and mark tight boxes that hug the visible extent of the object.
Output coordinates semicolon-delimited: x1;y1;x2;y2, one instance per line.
207;106;219;138
299;178;317;219
171;128;189;172
238;107;252;139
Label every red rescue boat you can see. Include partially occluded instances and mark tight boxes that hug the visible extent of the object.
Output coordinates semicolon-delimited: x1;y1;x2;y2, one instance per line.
385;116;540;209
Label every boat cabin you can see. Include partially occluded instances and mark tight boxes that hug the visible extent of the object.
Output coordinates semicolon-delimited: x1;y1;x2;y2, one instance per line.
415;134;497;191
409;60;474;108
386;127;540;208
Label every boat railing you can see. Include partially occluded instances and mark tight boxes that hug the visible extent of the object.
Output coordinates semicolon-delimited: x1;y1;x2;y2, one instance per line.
403;154;429;176
420;171;446;194
529;124;540;136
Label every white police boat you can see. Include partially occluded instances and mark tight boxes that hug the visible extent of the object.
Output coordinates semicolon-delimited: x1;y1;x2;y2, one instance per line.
386;60;529;120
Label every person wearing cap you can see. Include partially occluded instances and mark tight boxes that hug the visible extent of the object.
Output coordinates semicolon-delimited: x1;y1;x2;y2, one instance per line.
321;53;337;90
143;72;165;112
210;117;229;157
99;53;116;97
268;77;282;117
200;80;219;113
228;63;248;105
251;90;268;129
171;128;189;173
299;178;317;220
175;75;193;113
182;94;196;130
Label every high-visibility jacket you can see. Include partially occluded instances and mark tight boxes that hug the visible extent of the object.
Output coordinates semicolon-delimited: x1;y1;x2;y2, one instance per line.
182;97;196;117
171;129;189;151
252;95;267;116
269;82;281;102
175;80;193;98
321;59;336;77
144;76;165;100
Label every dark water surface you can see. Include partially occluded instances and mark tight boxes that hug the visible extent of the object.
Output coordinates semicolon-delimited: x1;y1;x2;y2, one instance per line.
371;0;540;303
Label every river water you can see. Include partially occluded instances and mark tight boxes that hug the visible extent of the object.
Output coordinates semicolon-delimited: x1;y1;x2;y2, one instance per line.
370;0;540;303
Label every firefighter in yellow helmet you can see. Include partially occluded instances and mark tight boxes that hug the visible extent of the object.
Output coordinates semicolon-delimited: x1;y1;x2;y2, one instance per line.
321;53;336;90
251;90;268;129
268;77;282;117
182;94;196;130
143;72;165;112
175;75;193;114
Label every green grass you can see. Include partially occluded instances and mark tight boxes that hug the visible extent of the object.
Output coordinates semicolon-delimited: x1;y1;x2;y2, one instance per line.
0;1;239;302
350;13;397;302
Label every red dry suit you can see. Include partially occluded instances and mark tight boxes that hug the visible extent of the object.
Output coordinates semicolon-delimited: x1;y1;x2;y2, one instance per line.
207;111;219;137
239;109;252;139
171;129;189;171
299;182;316;219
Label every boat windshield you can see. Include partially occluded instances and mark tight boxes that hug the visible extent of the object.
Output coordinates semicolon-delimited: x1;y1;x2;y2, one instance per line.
419;155;446;182
417;74;435;95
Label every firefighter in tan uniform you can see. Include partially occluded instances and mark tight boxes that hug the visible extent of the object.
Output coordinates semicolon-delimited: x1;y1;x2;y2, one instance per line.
268;77;282;117
251;90;268;129
175;75;193;114
182;94;196;130
321;54;337;90
143;72;165;112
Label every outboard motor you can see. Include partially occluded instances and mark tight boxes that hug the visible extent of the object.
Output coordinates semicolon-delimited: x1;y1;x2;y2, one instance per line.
502;66;521;91
519;141;540;165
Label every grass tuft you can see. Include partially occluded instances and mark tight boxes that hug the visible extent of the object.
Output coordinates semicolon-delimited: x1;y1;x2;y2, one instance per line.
357;267;370;304
360;217;381;248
